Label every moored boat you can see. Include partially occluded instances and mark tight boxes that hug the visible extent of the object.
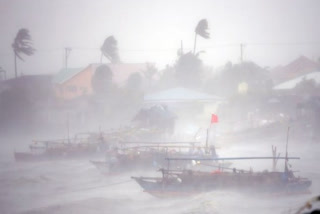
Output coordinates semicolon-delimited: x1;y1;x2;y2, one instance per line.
132;156;312;198
14;132;109;161
90;142;226;175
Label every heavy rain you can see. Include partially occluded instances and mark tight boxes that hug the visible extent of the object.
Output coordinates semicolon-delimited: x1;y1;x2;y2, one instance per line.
0;0;320;213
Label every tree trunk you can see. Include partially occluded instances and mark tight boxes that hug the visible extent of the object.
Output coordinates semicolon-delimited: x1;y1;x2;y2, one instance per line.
193;32;197;54
14;52;17;78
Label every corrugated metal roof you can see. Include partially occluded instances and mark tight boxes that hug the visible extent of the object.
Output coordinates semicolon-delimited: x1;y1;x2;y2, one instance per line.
144;87;224;103
52;63;148;85
52;67;84;84
273;71;320;90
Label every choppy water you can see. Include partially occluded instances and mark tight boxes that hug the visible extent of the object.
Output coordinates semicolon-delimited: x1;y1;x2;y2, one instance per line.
0;136;319;214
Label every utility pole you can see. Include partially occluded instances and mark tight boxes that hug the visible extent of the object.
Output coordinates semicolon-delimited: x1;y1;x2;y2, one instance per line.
0;67;6;81
180;40;184;55
65;47;72;71
240;43;245;63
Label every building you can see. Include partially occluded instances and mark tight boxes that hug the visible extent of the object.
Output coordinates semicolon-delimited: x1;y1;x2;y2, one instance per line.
53;63;148;100
273;71;320;91
271;56;320;85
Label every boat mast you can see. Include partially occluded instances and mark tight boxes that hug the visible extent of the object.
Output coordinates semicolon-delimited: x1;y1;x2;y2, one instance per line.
272;145;280;171
285;126;290;173
67;113;70;144
205;128;209;153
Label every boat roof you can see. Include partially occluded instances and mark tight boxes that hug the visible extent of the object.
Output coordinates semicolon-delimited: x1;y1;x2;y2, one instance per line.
166;156;300;161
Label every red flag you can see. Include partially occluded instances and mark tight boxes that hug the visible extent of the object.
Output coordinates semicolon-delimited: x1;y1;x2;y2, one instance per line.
211;114;218;123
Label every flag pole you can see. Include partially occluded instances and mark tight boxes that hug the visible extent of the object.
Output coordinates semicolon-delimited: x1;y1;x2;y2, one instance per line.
209;114;218;152
205;128;209;153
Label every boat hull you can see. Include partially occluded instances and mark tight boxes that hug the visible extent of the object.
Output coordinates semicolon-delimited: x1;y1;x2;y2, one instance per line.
14;150;104;162
132;171;312;198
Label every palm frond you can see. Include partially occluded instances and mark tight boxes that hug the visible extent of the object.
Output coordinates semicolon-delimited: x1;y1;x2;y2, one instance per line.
19;47;35;56
100;36;120;63
12;28;35;59
195;19;210;39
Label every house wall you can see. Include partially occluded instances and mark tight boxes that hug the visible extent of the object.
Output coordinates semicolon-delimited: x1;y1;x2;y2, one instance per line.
54;65;94;99
54;63;148;100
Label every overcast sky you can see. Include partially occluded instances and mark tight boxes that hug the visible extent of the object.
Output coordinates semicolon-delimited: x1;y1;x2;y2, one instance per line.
1;0;320;78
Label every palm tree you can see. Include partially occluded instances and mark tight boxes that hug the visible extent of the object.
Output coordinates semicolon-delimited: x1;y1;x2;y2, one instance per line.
12;28;35;78
0;67;6;80
91;65;113;94
193;19;210;54
100;36;120;63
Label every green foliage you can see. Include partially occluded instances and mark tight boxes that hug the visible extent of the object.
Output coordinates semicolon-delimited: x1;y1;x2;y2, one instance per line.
155;65;176;90
12;28;35;78
294;78;319;95
205;61;272;97
175;52;203;88
100;36;120;63
91;65;113;95
126;72;142;91
143;63;157;81
141;63;158;90
12;28;35;60
194;19;210;54
195;19;210;39
0;88;33;124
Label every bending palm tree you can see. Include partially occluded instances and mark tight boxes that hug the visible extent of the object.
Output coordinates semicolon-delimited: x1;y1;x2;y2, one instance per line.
100;36;120;63
12;28;35;78
193;19;210;54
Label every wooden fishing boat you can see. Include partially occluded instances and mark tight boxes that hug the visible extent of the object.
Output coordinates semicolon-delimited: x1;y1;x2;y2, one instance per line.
133;127;312;197
91;142;228;174
14;132;109;161
132;156;312;197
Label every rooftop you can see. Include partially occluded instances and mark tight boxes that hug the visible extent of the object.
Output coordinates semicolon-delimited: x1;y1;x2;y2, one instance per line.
273;71;320;90
144;87;224;103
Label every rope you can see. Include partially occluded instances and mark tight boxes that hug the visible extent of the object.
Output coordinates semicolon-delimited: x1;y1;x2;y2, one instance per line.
52;179;134;195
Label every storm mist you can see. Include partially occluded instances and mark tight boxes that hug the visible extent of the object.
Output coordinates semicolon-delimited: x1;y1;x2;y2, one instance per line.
0;0;319;213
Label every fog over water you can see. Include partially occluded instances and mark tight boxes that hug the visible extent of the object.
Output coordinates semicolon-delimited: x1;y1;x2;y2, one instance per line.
0;0;320;214
0;136;319;214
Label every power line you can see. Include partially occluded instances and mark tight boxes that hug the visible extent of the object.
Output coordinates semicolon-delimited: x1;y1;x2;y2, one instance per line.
50;41;320;52
0;41;319;56
247;41;320;46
